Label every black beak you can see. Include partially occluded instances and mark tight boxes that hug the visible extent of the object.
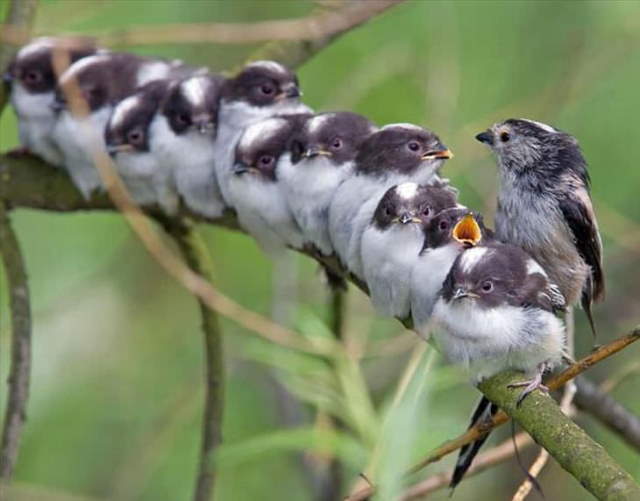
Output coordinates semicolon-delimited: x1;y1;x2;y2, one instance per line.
2;71;13;83
399;213;413;224
284;86;301;99
50;99;65;112
452;288;468;300
475;131;494;146
232;163;250;175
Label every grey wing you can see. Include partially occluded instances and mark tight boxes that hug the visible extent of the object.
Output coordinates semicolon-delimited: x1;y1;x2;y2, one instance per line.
519;273;566;314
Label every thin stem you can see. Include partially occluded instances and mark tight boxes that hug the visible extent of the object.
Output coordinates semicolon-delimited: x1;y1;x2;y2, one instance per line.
166;220;224;501
0;203;31;488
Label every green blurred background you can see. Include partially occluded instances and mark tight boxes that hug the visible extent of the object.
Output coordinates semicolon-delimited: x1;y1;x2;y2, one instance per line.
1;1;640;500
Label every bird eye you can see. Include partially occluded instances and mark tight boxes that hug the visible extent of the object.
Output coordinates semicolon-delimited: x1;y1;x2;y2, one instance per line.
384;207;392;217
25;70;41;83
259;155;274;166
439;220;449;231
422;206;431;217
176;113;190;126
500;132;511;142
128;130;143;145
407;141;420;152
260;83;275;95
481;281;494;293
331;138;343;150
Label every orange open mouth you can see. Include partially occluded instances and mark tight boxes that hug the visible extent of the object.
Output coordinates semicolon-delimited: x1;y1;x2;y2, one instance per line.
452;214;482;247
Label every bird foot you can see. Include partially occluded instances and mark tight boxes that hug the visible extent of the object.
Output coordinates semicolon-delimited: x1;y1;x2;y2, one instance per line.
508;363;549;407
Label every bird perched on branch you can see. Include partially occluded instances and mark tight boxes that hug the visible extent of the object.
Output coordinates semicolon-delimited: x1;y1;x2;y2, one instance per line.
279;111;378;256
214;61;312;208
51;52;193;198
410;210;491;335
430;241;566;489
476;118;604;336
328;123;454;279
361;182;458;318
4;37;97;166
148;73;225;216
228;114;309;253
104;79;174;211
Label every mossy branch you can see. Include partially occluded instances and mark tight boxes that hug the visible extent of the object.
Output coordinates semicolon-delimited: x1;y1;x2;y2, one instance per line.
479;371;640;500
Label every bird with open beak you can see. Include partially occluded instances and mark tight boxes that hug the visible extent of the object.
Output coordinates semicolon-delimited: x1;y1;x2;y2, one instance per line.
5;37;97;166
104;79;175;211
410;209;492;336
51;52;193;198
361;183;458;318
431;241;566;490
476;118;604;336
213;61;312;208
147;73;225;217
228;115;308;253
328;123;454;279
278;111;378;255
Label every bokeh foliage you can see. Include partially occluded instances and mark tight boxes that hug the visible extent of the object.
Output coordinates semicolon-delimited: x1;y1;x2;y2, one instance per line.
1;1;640;500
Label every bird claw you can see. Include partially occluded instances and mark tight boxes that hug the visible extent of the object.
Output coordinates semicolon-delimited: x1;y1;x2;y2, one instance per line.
508;371;549;407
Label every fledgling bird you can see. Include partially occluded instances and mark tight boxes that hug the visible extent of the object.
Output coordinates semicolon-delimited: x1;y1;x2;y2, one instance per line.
104;79;174;211
51;52;192;198
279;111;378;255
410;210;491;336
430;241;566;489
148;73;225;217
4;37;97;166
228;115;307;253
328;123;454;279
476;118;604;335
361;182;458;318
214;60;312;207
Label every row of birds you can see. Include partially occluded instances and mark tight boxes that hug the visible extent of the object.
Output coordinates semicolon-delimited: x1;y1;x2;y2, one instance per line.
5;37;605;488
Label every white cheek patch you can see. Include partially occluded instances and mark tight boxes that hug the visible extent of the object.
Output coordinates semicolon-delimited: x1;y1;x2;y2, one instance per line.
520;118;556;133
395;182;419;200
307;113;333;135
182;76;208;107
239;117;286;151
110;95;140;129
246;60;287;75
382;123;423;132
459;246;490;274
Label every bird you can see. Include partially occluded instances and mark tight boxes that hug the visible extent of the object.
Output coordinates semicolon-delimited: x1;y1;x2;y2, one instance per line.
278;111;378;256
361;182;458;318
328;123;454;279
410;210;491;336
430;241;566;489
213;60;312;207
476;118;604;336
227;115;308;253
104;79;175;211
148;73;225;217
51;52;192;198
4;37;97;166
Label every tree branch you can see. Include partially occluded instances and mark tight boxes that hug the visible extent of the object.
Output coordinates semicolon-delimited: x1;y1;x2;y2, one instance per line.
0;203;32;488
164;220;224;501
478;370;640;500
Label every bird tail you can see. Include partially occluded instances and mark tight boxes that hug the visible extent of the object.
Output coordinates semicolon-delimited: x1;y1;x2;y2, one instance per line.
581;274;598;339
449;396;498;490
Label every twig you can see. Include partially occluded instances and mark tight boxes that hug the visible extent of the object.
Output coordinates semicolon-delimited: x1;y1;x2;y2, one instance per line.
165;220;224;501
0;203;32;488
346;326;640;501
0;0;405;51
0;0;37;493
399;432;534;500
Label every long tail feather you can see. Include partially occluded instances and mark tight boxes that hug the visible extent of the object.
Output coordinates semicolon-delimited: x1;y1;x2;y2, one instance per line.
449;397;498;490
